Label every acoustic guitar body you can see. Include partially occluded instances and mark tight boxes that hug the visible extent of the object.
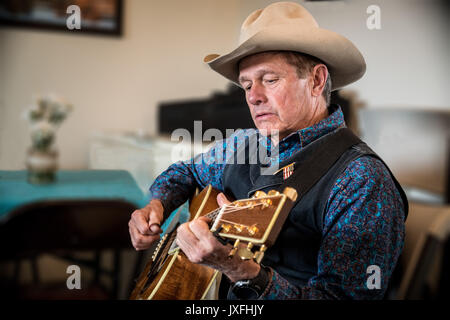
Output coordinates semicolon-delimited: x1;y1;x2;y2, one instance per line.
130;185;221;300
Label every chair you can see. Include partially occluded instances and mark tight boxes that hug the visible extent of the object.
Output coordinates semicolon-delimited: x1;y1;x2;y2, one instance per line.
0;199;145;300
396;202;450;299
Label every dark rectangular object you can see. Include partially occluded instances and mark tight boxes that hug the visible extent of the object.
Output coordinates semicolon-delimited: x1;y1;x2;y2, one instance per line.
0;0;123;37
158;85;255;140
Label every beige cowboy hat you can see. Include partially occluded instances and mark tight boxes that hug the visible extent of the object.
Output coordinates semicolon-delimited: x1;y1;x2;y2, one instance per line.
204;1;366;91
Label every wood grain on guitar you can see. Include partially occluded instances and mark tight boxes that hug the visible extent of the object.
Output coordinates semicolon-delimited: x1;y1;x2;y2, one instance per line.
130;185;297;300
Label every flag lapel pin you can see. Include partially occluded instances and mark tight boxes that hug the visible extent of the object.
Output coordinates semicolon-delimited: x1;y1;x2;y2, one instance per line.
283;163;295;180
273;162;295;179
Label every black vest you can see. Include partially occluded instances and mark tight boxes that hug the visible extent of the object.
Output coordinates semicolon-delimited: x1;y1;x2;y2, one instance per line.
222;128;408;287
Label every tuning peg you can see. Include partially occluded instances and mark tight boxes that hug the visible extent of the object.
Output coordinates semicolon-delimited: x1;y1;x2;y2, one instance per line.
283;187;298;202
267;190;280;196
247;225;259;235
262;199;272;208
221;224;232;233
253;191;267;198
237;242;254;260
253;245;267;264
228;239;240;259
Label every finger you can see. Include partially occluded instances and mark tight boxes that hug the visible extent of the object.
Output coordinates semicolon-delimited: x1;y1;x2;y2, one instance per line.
189;219;213;241
176;223;199;258
129;224;159;250
148;207;163;234
197;215;212;225
148;212;163;233
177;222;199;245
217;193;232;207
149;222;163;234
188;219;226;254
175;236;197;263
131;210;152;235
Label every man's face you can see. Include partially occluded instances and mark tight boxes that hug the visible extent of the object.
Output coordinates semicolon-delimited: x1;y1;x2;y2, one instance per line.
238;52;316;140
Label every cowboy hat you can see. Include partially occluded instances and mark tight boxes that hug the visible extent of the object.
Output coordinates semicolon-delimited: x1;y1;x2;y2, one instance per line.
204;1;366;91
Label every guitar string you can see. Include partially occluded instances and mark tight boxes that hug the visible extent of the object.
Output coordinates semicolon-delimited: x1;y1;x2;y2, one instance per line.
206;202;268;218
203;201;268;224
204;204;249;220
217;218;257;229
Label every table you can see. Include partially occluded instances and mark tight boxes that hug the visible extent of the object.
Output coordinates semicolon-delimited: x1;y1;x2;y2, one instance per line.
0;170;150;221
0;169;187;232
0;169;186;298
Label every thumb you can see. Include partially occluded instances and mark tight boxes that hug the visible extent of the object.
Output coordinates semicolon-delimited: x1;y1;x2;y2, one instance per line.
148;213;163;234
149;222;162;234
197;215;212;225
216;193;231;208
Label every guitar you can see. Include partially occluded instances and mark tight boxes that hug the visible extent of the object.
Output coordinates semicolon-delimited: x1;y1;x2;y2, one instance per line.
129;185;297;300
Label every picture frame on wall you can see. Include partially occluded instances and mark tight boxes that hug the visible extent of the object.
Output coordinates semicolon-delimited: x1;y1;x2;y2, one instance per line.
0;0;123;36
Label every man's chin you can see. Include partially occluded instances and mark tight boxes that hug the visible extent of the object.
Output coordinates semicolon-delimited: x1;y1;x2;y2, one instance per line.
255;126;281;138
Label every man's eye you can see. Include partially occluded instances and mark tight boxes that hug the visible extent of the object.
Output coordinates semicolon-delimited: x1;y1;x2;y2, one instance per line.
265;78;278;84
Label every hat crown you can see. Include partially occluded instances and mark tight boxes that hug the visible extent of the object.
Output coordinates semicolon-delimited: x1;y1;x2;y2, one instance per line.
205;1;366;91
239;2;319;44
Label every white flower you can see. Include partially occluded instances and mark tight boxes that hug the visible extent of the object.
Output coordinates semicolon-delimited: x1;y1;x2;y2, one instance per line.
31;121;55;133
23;93;73;150
23;103;44;123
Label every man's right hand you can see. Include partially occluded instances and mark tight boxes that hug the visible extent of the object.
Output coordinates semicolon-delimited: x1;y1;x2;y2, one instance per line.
129;199;164;250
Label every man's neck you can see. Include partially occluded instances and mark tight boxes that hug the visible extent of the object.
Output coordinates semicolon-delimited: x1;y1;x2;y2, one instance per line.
271;100;329;145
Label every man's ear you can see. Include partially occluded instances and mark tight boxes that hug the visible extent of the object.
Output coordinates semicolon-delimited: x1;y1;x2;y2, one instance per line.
311;64;328;98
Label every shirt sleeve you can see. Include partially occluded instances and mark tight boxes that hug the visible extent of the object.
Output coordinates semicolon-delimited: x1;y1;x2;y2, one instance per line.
259;156;406;300
149;129;256;219
149;145;225;219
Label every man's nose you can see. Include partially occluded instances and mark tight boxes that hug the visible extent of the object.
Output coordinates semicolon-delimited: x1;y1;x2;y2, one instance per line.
247;83;267;105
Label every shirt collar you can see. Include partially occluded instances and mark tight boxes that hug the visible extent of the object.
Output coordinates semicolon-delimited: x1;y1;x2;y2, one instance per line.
259;104;346;154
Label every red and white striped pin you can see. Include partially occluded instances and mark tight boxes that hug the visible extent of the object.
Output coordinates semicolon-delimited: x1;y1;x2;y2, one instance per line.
273;162;295;180
283;163;295;180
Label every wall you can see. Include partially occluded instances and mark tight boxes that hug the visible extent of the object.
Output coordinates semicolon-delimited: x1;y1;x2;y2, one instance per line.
0;0;240;170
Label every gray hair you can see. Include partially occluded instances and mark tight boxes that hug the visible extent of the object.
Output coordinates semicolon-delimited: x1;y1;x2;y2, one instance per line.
279;51;332;106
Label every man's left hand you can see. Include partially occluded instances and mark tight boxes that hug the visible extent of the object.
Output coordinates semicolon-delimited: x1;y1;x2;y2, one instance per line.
175;193;261;282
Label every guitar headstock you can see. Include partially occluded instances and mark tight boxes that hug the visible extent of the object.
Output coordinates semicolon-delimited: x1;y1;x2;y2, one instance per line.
210;187;297;263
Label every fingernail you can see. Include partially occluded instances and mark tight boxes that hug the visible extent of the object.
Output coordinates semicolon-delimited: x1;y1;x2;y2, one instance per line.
150;224;160;233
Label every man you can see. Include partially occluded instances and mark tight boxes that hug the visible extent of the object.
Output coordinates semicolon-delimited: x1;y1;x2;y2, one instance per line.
128;2;407;299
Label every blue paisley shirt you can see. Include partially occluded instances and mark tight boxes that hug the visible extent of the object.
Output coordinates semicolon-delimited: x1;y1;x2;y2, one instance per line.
149;105;405;300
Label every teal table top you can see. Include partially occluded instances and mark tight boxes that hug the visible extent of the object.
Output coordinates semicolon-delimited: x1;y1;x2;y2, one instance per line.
0;169;188;233
0;170;150;220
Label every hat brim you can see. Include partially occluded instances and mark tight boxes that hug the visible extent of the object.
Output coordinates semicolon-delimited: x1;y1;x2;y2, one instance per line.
204;25;366;91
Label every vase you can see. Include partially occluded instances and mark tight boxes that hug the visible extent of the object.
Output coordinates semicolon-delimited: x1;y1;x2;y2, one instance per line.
26;147;59;184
